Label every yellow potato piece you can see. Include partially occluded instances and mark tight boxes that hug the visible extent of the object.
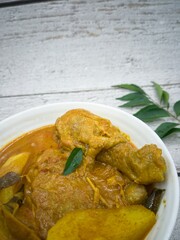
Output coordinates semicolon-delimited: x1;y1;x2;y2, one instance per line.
0;152;30;204
0;187;14;204
0;152;30;177
47;205;156;240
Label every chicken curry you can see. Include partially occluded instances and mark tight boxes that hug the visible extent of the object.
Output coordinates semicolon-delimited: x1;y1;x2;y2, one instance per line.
0;109;166;240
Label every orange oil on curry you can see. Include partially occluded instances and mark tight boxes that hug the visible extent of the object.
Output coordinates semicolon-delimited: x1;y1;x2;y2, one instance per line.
0;125;58;167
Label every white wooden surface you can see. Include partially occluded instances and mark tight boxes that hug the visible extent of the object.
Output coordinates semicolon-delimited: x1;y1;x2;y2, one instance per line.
0;0;180;239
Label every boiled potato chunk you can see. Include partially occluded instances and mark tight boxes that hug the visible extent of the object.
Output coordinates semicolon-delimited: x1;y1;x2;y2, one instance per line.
0;187;14;204
0;152;30;177
0;152;30;204
47;205;156;240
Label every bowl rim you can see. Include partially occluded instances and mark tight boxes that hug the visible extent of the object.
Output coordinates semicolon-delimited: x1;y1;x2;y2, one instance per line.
0;101;179;240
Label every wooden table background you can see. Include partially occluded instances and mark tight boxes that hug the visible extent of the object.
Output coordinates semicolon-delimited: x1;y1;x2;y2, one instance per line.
0;0;180;239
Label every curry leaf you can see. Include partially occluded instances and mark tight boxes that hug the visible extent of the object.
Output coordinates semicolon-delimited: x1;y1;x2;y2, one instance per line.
153;82;163;101
153;82;169;108
116;92;146;101
134;105;170;122
116;93;141;101
114;82;180;139
113;84;145;94
63;148;83;176
161;91;169;108
120;97;151;107
174;100;180;116
116;92;151;107
163;128;180;137
155;122;179;138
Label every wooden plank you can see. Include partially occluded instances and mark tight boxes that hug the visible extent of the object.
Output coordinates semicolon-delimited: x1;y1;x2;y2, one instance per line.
0;0;180;96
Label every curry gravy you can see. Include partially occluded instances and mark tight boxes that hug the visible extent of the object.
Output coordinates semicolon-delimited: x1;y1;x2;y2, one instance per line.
0;125;58;168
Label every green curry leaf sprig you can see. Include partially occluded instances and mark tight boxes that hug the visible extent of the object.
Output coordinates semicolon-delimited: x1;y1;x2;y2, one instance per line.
113;82;180;139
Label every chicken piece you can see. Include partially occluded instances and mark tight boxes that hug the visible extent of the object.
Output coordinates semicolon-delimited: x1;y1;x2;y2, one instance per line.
56;109;166;184
55;109;129;160
18;149;147;239
97;143;166;185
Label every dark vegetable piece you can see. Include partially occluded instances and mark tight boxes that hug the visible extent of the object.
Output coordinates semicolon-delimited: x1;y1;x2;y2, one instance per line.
9;191;24;206
0;172;21;190
5;191;24;214
63;148;83;176
144;188;165;213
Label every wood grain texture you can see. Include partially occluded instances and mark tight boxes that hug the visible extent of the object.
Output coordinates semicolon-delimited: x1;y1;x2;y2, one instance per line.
0;0;180;96
0;0;180;239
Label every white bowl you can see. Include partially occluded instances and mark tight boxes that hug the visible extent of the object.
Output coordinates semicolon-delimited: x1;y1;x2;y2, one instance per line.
0;102;179;240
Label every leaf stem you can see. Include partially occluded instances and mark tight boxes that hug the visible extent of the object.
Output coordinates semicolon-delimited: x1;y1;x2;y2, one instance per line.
145;93;180;124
